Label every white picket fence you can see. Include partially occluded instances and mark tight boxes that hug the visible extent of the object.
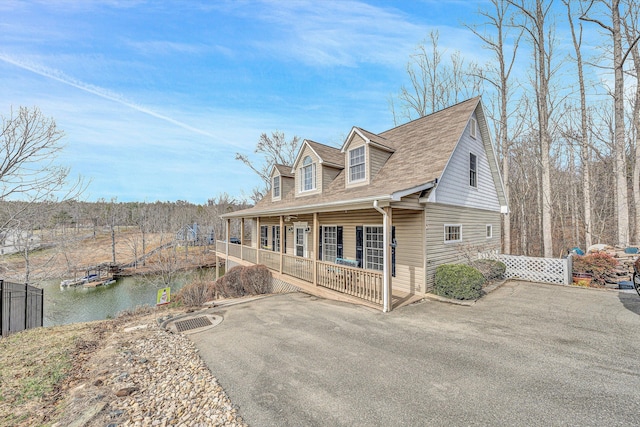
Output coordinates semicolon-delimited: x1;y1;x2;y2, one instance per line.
478;253;572;285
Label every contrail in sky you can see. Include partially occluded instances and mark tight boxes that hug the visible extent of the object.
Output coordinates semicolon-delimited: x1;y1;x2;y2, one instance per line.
0;53;217;139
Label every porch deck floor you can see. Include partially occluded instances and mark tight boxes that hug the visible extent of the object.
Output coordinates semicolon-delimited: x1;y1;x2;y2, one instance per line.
219;255;423;311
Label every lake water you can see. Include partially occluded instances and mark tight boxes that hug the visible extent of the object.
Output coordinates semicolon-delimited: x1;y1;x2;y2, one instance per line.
41;269;220;326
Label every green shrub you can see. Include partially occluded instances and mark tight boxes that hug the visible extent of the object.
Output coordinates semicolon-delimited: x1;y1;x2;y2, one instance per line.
434;264;485;300
469;259;506;280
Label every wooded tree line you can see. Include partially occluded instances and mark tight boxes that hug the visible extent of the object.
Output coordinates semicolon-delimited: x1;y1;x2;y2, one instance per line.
389;0;640;257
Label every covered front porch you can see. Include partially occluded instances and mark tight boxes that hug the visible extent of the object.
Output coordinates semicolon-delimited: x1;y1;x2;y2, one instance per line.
217;205;423;312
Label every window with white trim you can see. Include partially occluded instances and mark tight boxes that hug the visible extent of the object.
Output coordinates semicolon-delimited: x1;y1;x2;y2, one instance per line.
470;117;477;138
469;153;477;188
260;226;268;248
273;175;280;198
322;226;338;263
295;226;306;257
301;156;316;192
444;224;462;243
486;224;492;239
365;226;384;271
273;225;281;251
349;146;366;182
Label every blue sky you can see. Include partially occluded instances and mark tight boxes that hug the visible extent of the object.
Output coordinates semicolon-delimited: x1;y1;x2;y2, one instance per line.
0;0;581;203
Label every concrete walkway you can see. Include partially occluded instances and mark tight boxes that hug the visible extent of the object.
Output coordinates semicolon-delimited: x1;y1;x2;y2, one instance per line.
189;282;640;426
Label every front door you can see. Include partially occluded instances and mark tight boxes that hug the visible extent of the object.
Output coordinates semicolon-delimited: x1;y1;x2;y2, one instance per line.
295;226;307;257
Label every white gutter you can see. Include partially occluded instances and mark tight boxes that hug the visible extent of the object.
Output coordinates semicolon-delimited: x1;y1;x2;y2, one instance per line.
373;200;390;313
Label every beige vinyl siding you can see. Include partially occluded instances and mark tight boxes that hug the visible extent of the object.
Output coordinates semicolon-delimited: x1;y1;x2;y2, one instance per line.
369;146;392;182
295;146;321;197
432;112;501;211
392;209;425;294
424;203;501;291
322;165;341;190
281;176;294;198
391;194;422;210
319;209;424;294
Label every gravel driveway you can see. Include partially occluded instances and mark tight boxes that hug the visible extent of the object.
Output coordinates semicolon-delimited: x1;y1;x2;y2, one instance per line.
189;281;640;426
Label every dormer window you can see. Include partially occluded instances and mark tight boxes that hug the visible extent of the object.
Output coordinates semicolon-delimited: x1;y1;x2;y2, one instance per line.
273;175;280;199
301;156;316;191
349;146;366;182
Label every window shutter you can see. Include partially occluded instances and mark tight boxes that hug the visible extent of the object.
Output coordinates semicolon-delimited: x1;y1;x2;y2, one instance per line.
272;226;276;251
337;226;343;259
284;228;287;254
355;226;363;268
318;226;322;261
391;226;396;277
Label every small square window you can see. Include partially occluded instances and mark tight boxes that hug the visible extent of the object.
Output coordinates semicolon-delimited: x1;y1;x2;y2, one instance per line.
444;225;462;243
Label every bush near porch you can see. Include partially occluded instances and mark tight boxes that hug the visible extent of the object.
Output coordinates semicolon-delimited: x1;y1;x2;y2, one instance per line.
176;264;272;306
434;264;485;300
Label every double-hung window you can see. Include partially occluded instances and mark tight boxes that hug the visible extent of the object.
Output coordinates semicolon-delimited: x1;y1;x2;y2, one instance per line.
349;146;365;182
322;226;338;263
272;225;280;251
469;153;477;188
295;227;306;257
273;176;280;198
365;226;384;271
260;225;268;249
301;156;316;192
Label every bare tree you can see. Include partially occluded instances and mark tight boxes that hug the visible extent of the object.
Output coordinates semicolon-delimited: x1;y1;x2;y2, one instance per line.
563;0;594;248
467;0;522;254
509;0;557;257
235;131;300;202
391;30;482;124
581;0;640;246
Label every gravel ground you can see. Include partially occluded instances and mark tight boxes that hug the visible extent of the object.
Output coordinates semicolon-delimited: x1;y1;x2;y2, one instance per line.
51;313;247;427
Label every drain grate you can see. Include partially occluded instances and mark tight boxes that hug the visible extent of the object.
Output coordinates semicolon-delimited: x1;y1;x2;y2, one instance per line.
174;316;213;332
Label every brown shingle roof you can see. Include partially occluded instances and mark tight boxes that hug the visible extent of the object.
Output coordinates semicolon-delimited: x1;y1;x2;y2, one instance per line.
273;164;294;178
306;140;344;168
353;127;394;152
226;97;481;217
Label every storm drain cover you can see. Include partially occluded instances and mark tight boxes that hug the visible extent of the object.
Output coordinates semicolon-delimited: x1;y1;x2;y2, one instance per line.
174;316;212;332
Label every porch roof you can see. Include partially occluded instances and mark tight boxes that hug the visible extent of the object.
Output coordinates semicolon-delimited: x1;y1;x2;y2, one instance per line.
224;97;480;219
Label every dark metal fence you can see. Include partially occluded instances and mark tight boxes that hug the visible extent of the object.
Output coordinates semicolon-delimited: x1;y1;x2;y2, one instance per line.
0;280;44;336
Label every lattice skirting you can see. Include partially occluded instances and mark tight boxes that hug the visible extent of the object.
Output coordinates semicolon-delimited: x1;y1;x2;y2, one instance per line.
479;253;570;285
270;277;301;294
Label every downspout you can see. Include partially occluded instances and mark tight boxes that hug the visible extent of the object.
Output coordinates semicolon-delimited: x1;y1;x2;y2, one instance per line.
373;200;390;313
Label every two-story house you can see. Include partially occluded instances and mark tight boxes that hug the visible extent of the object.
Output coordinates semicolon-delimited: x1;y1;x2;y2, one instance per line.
218;97;507;311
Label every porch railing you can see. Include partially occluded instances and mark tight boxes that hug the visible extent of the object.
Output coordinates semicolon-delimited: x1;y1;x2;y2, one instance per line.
242;246;257;264
282;254;313;282
228;242;241;258
258;249;280;271
316;260;383;305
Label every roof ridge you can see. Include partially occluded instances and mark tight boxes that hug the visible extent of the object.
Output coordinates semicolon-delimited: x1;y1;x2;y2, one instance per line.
380;96;480;136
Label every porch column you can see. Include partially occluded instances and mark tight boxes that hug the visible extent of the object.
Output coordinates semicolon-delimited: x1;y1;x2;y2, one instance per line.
256;217;260;264
313;212;318;286
240;219;244;260
279;215;284;274
225;218;230;271
384;206;393;311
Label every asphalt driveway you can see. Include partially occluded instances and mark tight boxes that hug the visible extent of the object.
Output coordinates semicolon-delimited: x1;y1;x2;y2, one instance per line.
189;282;640;426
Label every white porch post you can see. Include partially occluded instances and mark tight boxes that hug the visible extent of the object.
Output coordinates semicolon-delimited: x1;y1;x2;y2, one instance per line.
313;212;318;286
240;219;244;260
256;217;260;264
225;218;230;270
384;206;393;312
279;215;284;274
373;200;391;312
